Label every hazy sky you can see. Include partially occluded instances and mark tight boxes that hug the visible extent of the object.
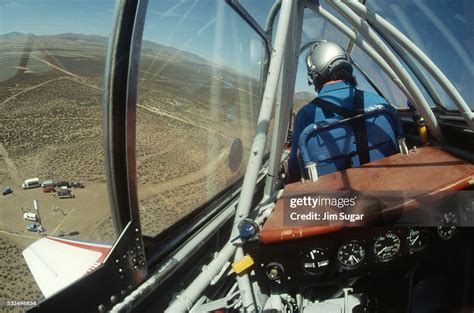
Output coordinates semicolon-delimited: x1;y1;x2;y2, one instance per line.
1;0;472;105
0;0;115;36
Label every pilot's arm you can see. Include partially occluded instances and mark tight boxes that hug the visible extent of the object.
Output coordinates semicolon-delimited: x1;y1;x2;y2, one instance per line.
288;106;313;183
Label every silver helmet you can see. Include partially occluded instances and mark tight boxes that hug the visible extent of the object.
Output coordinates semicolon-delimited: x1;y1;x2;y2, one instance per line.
306;41;352;88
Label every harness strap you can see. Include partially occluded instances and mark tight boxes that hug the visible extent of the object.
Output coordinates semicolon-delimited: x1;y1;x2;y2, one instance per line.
310;89;371;165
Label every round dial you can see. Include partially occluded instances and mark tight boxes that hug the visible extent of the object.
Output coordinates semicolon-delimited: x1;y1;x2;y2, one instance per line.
437;226;456;240
373;232;401;262
437;211;457;240
407;228;429;251
337;241;365;269
302;248;330;275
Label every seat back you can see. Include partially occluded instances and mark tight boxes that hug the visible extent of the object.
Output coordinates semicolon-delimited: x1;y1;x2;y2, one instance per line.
298;105;404;176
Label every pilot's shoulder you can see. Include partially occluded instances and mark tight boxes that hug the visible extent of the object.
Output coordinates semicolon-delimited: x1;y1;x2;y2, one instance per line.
362;90;389;106
295;100;317;120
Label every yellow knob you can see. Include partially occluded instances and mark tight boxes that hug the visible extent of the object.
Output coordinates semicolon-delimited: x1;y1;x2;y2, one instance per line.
231;255;254;274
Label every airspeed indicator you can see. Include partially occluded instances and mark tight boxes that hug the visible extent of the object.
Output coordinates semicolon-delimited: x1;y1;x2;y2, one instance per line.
373;232;401;262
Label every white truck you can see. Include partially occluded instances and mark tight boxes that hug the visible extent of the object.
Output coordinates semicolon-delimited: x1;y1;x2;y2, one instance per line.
21;178;41;189
24;212;38;222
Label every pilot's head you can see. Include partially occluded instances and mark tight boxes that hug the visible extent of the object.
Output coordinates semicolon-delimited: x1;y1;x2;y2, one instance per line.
306;41;356;92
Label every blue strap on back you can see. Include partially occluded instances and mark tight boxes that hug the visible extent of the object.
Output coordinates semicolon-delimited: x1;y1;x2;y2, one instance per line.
298;92;404;176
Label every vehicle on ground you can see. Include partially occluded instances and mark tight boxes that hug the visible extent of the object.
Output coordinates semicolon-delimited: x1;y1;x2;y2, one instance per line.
26;224;43;233
41;179;55;188
24;212;38;222
70;181;84;189
56;181;70;188
42;185;55;193
2;187;13;195
21;178;41;190
57;186;74;199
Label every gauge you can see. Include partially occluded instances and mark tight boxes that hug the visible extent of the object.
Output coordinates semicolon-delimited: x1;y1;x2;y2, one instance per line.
373;232;401;262
437;226;456;240
337;241;365;269
302;248;330;275
439;211;458;225
437;211;457;240
407;228;429;252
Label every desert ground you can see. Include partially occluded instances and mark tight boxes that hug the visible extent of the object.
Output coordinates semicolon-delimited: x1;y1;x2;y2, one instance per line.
0;33;260;311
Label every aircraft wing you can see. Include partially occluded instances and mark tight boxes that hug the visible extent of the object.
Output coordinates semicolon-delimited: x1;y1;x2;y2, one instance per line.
22;236;112;298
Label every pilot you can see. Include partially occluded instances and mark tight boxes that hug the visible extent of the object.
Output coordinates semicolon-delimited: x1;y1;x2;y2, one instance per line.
287;41;397;182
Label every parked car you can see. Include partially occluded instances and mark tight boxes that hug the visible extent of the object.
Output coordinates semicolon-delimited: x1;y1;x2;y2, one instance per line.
2;187;13;195
43;185;55;193
56;181;70;188
26;224;43;233
71;180;85;188
24;212;38;222
57;186;75;199
41;179;55;188
21;178;41;189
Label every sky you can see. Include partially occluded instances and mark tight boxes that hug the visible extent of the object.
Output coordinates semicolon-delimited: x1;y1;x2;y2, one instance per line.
1;0;472;108
0;0;116;36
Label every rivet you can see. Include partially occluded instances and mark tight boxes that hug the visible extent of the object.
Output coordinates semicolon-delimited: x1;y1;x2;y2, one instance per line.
128;285;133;290
140;261;145;267
110;295;118;303
98;304;106;312
135;228;139;233
122;254;127;259
121;290;126;296
118;268;123;273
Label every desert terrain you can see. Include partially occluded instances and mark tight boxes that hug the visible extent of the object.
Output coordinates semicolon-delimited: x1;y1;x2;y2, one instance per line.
0;33;260;311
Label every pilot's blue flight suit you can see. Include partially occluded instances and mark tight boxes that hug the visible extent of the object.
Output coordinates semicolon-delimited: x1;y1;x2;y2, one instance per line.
288;81;395;181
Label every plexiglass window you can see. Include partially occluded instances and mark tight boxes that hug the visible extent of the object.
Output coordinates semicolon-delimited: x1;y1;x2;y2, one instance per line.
367;0;474;110
137;0;264;236
0;0;116;308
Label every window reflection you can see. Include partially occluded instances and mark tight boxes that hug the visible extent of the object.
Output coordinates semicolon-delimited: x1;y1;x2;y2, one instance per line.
137;1;264;236
0;0;115;305
367;0;474;110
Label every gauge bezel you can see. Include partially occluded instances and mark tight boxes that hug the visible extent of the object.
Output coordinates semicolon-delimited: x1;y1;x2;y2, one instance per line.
437;225;456;240
337;240;366;270
373;231;401;262
407;228;429;252
301;248;330;276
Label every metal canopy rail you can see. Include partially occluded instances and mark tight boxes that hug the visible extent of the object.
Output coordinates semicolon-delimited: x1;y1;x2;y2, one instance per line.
345;0;474;130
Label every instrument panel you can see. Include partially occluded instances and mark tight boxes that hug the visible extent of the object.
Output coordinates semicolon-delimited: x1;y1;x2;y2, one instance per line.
247;227;468;286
